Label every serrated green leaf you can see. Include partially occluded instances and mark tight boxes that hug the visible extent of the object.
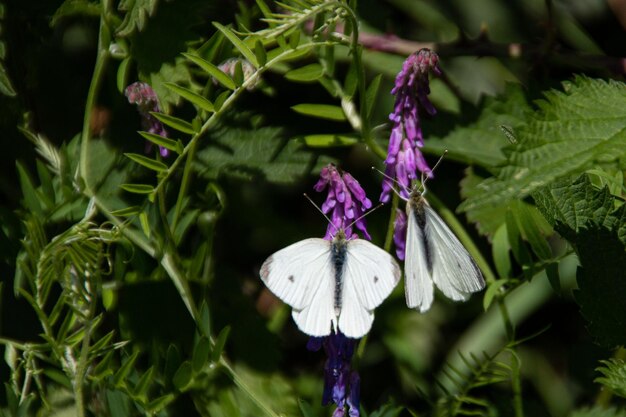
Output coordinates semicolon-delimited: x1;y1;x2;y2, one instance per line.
183;53;236;90
302;134;358;148
163;83;214;113
192;336;211;373
213;22;259;68
124;153;168;172
120;184;154;194
149;112;195;134
291;103;346;121
285;63;324;82
459;77;626;214
534;174;626;347
172;361;193;390
211;326;231;362
365;74;383;117
194;124;332;185
425;83;530;168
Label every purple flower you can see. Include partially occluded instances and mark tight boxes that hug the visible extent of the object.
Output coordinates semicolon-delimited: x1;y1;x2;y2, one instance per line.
380;49;441;203
125;82;170;157
307;331;360;417
393;209;408;261
315;165;373;241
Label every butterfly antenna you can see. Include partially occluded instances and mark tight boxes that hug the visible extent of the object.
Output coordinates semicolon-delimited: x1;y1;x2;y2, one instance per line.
345;202;386;231
371;166;410;198
302;193;339;235
420;150;448;194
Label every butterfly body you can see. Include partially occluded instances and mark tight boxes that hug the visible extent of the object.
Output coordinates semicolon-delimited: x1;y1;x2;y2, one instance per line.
404;188;485;312
260;229;400;338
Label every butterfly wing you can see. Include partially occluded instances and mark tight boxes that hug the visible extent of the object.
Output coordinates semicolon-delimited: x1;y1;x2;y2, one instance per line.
338;240;401;338
423;204;485;300
260;238;335;336
404;202;435;312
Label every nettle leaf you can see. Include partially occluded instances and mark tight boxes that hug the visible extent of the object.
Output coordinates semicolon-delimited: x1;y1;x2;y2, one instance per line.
146;58;193;112
425;83;530;168
534;174;626;347
195;124;332;185
459;77;626;215
117;0;159;37
596;359;626;398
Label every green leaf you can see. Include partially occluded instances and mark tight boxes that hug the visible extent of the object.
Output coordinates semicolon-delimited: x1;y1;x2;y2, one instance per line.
213;22;259;68
364;74;382;118
254;39;267;67
509;201;553;260
535;174;626;347
117;57;131;93
285;63;324;82
139;211;151;238
192;336;212;373
138;131;183;154
343;62;358;99
145;58;193;112
195;124;332;185
491;224;511;278
149;112;196;134
124;153;168;172
211;326;231;362
113;351;140;387
198;301;211;338
183;53;236;90
172;361;193;390
459;77;626;214
120;184;154;194
232;60;244;87
482;279;508;311
117;0;158;37
291;103;346;121
302;134;358;148
163;83;214;113
145;394;176;414
570;406;626;417
16;161;42;215
596;359;626;398
425;83;530;168
545;262;561;293
133;367;154;400
298;399;315;417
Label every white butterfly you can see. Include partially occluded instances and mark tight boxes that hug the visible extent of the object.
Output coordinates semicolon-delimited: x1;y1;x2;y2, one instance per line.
260;229;401;338
403;185;485;312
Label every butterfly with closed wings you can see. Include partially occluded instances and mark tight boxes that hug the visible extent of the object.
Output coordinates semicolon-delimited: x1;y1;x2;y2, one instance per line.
403;182;485;312
260;226;401;339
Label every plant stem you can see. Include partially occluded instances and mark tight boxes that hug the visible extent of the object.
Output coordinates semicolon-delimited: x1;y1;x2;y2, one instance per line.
383;193;399;252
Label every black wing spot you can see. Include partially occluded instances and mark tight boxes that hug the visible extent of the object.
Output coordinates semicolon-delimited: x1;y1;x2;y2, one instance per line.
374;276;379;283
288;275;295;283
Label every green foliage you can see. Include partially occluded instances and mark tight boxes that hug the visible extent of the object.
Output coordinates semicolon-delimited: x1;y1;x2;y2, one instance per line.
569;406;626;417
459;77;626;215
596;359;626;399
534;174;626;347
3;0;626;416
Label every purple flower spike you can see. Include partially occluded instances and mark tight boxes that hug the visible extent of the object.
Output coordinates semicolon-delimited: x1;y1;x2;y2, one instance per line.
125;82;170;157
380;49;441;203
307;330;360;417
315;164;372;241
393;209;408;260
